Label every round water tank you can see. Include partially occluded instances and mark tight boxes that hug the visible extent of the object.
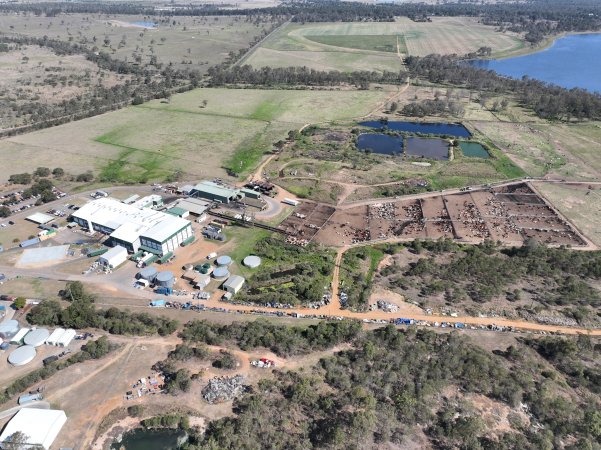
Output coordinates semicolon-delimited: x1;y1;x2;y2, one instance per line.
8;345;36;366
212;267;230;280
0;319;20;339
155;271;175;287
216;255;232;267
182;264;194;272
243;255;262;269
24;328;50;347
138;266;158;281
200;263;213;274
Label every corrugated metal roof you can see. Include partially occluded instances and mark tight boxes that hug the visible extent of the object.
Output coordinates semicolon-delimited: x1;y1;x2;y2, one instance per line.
223;275;245;290
192;181;240;199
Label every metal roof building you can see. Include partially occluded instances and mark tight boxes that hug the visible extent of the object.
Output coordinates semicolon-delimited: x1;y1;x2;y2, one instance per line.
9;327;31;345
0;408;67;449
223;275;245;294
46;328;76;347
190;181;242;204
98;245;128;268
24;328;50;347
8;345;36;366
173;198;210;216
26;212;55;224
71;198;193;256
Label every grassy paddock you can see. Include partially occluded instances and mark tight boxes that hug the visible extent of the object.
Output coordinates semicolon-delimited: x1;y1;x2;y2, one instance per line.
247;17;525;72
0;88;390;183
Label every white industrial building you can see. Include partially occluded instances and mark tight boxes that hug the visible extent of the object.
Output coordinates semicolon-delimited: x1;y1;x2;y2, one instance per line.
98;245;128;268
223;275;245;294
0;408;67;450
9;328;30;345
71;198;193;256
46;328;76;347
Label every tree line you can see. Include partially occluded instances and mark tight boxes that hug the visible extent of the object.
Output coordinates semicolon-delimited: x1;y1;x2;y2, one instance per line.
207;64;407;88
3;0;601;44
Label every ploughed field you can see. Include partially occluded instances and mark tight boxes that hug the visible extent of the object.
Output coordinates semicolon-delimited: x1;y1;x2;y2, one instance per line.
310;182;587;248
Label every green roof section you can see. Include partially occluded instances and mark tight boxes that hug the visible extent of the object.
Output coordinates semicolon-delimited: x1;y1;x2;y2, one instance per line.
87;248;108;257
158;251;174;264
181;236;195;247
146;255;159;265
166;207;188;217
130;250;144;260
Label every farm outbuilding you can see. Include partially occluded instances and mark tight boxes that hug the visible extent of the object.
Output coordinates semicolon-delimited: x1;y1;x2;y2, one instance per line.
46;328;76;347
0;408;67;449
190;181;243;204
193;274;211;289
0;320;20;339
166;207;189;219
26;212;55;225
173;198;210;216
7;345;36;366
98;245;128;268
9;327;31;345
223;275;245;294
24;328;50;347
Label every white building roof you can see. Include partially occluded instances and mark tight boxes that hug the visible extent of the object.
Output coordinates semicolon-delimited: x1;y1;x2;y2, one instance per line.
10;328;31;343
73;197;167;230
57;329;76;346
0;408;67;450
143;216;190;243
72;198;190;244
45;328;66;345
175;198;210;215
110;222;148;243
26;212;55;224
223;275;245;290
99;245;128;262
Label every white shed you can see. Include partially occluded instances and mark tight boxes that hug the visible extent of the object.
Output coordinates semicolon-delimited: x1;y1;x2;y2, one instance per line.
45;328;65;346
0;408;67;450
99;245;128;268
223;275;245;294
57;329;76;347
10;328;31;345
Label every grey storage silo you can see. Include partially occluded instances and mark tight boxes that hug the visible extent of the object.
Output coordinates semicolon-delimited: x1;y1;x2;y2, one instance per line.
0;320;20;339
155;271;175;288
138;266;158;282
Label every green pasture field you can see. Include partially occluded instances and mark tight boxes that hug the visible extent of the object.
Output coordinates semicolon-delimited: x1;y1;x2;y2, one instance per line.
0;87;391;184
0;13;273;73
304;34;406;53
246;17;525;72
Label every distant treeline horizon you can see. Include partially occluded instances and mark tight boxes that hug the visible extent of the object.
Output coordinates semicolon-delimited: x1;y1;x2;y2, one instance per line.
3;0;601;44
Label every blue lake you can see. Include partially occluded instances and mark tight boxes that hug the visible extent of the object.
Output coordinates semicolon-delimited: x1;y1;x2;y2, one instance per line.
471;34;601;93
359;120;471;138
357;133;403;155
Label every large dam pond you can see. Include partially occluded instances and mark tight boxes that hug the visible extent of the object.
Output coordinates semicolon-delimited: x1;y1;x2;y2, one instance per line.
470;33;601;93
356;133;403;155
359;120;471;138
111;428;186;450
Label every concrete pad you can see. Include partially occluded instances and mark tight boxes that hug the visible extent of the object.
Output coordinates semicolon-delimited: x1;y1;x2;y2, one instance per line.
17;245;70;268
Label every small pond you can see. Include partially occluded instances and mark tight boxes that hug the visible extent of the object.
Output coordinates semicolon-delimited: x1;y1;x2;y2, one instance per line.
357;133;403;156
130;21;157;28
111;428;187;450
405;137;449;161
359;120;471;138
459;142;489;159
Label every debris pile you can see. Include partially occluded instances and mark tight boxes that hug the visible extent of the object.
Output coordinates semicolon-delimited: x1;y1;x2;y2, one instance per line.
202;375;246;404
